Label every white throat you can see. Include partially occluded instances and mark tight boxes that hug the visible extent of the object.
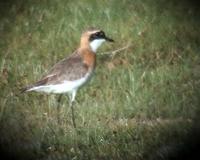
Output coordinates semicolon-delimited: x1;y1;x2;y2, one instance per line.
89;39;105;52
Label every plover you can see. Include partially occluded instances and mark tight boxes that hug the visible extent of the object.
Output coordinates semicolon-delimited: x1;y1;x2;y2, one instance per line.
21;28;114;127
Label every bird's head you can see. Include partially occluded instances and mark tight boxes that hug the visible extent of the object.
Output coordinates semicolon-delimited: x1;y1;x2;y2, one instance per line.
80;28;114;52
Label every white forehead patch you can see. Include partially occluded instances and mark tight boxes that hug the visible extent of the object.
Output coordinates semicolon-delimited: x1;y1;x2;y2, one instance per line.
87;30;101;34
89;39;105;52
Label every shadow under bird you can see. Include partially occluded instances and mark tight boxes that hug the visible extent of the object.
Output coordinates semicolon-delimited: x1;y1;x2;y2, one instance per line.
21;28;114;128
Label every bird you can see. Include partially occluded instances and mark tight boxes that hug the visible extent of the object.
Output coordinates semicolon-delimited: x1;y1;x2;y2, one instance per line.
21;28;114;128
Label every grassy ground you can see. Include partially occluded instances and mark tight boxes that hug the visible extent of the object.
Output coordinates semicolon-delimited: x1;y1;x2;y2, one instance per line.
1;0;200;159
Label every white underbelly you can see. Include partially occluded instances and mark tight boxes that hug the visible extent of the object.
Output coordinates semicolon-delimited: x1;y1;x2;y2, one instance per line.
27;74;91;94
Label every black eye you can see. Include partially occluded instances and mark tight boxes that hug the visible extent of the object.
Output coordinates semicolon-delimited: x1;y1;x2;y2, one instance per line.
100;31;104;36
89;31;105;41
97;31;105;37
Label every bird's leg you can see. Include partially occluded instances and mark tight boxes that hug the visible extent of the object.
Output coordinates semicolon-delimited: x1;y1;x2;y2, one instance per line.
70;90;77;128
57;94;63;124
70;101;76;128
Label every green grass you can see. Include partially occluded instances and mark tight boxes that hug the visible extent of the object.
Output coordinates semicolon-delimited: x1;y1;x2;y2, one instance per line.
1;0;200;159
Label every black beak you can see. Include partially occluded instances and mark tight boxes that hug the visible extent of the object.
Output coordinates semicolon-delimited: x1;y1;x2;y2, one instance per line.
105;36;114;42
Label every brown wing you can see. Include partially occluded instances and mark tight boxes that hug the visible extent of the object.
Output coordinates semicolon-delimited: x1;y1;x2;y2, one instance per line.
21;51;89;92
43;52;89;84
